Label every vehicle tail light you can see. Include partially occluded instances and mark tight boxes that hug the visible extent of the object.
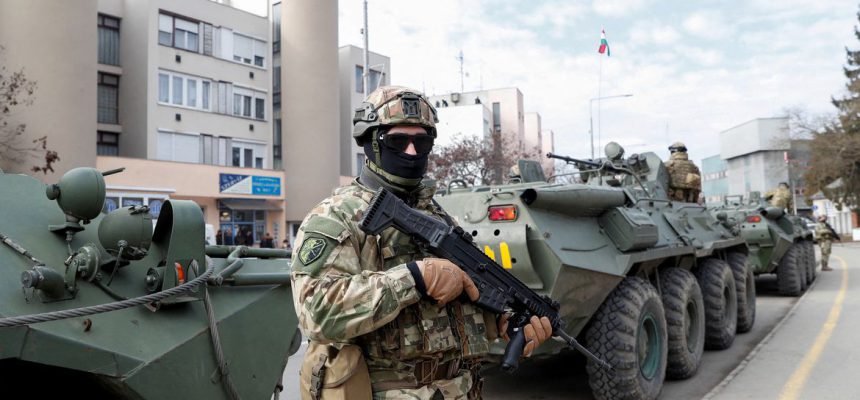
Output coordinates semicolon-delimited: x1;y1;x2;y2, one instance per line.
489;205;518;221
746;215;762;223
175;262;186;284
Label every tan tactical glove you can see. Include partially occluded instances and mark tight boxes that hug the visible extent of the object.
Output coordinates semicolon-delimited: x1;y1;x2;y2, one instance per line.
499;314;553;357
415;258;480;306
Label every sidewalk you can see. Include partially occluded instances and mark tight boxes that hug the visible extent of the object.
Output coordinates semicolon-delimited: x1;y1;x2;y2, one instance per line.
707;243;860;400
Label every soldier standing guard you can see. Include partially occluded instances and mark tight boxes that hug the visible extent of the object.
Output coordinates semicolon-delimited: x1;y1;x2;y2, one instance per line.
663;142;702;202
815;215;840;272
290;86;551;400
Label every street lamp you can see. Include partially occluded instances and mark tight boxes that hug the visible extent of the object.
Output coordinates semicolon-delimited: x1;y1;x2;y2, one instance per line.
589;93;633;159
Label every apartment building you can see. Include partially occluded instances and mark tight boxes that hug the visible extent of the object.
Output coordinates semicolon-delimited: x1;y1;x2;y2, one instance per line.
428;88;554;175
1;0;285;246
338;45;391;177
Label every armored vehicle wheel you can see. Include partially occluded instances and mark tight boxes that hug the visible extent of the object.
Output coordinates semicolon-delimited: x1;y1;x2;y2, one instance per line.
586;277;667;400
659;268;705;380
798;243;810;292
695;258;737;350
727;252;756;334
805;240;816;283
777;244;803;296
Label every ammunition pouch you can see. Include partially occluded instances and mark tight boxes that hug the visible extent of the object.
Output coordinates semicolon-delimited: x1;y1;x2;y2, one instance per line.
300;343;371;400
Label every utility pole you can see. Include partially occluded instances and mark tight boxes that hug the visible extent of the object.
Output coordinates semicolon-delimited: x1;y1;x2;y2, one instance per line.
456;50;464;92
362;0;369;99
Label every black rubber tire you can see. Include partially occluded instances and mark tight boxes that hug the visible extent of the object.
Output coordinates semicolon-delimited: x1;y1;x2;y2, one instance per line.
777;244;803;296
727;252;756;334
798;243;809;291
695;258;737;350
586;277;668;400
659;268;705;380
805;240;816;283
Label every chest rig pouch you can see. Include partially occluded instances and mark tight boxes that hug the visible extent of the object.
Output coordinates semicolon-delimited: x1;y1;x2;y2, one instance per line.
300;343;372;400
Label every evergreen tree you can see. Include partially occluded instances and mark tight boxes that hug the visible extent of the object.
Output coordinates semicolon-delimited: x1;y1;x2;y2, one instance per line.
804;9;860;211
832;11;860;136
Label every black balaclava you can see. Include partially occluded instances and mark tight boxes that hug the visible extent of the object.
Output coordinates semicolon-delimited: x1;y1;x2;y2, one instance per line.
363;128;430;182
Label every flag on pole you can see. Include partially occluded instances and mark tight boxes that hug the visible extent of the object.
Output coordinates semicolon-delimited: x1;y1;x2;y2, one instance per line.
598;29;610;56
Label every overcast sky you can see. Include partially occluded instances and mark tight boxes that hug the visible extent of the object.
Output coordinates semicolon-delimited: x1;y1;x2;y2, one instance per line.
338;0;857;162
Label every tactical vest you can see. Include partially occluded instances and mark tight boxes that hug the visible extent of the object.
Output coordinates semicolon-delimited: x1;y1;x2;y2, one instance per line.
327;183;494;392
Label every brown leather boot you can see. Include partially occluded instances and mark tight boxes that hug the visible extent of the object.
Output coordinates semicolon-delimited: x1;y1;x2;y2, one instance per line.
822;265;833;271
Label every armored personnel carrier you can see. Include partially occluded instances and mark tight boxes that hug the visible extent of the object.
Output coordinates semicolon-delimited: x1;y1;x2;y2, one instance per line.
435;143;751;400
0;167;300;399
711;194;816;296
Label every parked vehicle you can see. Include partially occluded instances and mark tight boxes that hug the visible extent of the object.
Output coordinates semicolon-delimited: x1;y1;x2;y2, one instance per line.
0;167;300;399
435;143;752;400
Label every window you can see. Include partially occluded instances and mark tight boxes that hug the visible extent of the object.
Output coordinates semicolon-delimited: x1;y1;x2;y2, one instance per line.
172;76;183;105
97;131;119;156
158;70;212;110
368;69;383;92
272;2;281;54
98;73;119;124
187;79;197;107
255;98;265;119
233;33;266;67
232;88;266;120
202;81;210;109
158;13;199;52
157;130;200;163
244;149;253;167
355;66;363;93
231;141;266;168
355;66;383;93
158;73;169;102
200;134;219;165
492;102;501;133
98;14;120;65
273;119;282;169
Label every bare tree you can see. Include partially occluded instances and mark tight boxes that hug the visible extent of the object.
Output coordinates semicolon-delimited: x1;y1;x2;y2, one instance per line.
0;46;59;174
427;130;542;187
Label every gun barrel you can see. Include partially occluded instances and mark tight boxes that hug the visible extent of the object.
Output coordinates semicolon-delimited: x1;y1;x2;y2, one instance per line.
521;186;627;218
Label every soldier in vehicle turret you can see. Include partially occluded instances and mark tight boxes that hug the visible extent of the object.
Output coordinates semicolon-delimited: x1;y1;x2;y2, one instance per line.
764;182;793;213
663;142;702;202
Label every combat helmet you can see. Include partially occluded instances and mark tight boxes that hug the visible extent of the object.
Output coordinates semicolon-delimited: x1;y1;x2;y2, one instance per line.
668;141;687;153
352;85;438;145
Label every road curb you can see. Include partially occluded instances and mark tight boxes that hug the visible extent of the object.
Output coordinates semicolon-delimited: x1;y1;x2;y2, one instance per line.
701;264;821;399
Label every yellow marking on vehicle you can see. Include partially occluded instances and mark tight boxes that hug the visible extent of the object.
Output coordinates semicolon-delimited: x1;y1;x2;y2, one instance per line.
779;255;848;400
484;246;496;262
500;242;512;269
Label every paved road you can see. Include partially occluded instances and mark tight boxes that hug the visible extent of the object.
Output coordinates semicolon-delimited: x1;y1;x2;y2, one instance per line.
279;245;859;399
481;275;797;400
709;243;859;400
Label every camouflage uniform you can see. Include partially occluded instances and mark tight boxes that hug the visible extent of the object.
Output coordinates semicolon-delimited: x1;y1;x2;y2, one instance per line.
815;220;834;269
292;166;495;399
663;148;701;202
765;186;793;212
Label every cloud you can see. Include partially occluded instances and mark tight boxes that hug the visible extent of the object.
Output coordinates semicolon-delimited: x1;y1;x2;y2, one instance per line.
629;21;682;46
683;11;735;40
592;0;650;17
338;0;857;164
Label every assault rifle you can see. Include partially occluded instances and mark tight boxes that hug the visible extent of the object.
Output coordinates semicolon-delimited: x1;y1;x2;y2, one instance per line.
358;187;613;373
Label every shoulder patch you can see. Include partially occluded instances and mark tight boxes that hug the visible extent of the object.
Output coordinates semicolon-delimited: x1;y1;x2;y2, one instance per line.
298;237;327;265
304;214;350;242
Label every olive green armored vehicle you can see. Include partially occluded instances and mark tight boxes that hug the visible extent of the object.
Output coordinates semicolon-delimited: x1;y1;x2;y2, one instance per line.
711;194;816;296
435;143;752;400
0;167;300;399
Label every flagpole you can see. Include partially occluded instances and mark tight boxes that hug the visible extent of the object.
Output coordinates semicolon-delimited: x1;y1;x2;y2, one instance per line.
598;48;603;158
